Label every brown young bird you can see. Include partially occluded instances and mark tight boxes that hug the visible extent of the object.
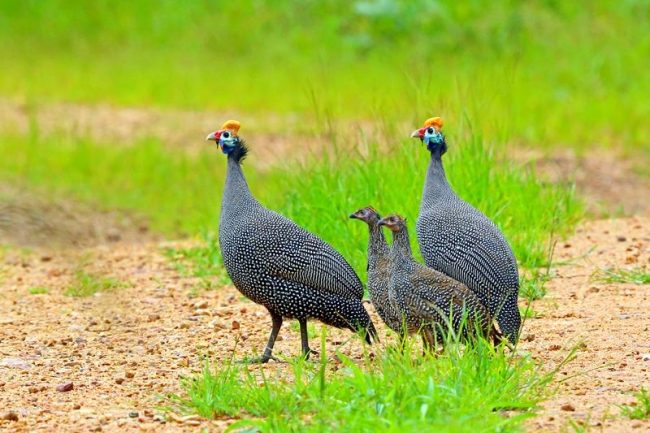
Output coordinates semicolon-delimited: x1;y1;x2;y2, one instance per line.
378;214;497;350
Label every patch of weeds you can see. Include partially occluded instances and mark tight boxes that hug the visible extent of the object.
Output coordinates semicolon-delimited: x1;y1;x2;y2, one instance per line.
28;286;49;295
169;330;560;432
620;388;650;420
520;270;552;301
591;267;650;285
563;418;591;432
163;232;230;288
64;270;126;297
520;306;542;319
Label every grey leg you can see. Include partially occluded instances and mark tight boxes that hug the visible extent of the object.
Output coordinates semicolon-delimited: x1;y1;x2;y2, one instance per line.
299;318;313;360
245;312;283;364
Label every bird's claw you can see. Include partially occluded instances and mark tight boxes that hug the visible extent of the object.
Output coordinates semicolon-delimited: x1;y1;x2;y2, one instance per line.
238;354;283;364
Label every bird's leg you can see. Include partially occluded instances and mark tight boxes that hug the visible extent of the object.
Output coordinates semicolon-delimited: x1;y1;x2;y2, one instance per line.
243;312;283;364
298;318;315;360
421;328;437;356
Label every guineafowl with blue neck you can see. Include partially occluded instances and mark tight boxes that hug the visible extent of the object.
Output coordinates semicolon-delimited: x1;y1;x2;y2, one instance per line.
410;117;521;344
208;120;377;363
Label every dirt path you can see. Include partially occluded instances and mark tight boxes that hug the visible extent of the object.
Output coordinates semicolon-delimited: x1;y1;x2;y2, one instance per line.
1;216;648;432
522;216;650;432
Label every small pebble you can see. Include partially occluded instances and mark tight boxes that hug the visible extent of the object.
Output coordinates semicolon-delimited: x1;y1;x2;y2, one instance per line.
129;411;139;418
641;353;650;361
193;300;208;309
1;411;19;421
115;377;125;385
231;320;240;330
56;382;74;392
561;403;575;412
125;371;135;379
616;235;627;242
548;344;561;351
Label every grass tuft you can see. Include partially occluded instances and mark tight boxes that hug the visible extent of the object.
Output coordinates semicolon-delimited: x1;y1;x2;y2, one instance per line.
170;336;554;432
64;270;126;297
28;286;49;295
620;388;650;420
591;267;650;285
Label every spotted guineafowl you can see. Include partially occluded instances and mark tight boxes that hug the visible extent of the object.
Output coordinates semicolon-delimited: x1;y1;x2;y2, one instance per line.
411;117;521;344
207;120;377;363
349;206;403;335
378;214;496;349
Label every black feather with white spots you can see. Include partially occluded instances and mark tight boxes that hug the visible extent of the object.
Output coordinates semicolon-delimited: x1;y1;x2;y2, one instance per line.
218;139;377;353
416;143;521;344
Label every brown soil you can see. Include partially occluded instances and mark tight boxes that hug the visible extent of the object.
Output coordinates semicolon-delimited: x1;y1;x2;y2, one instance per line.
522;216;650;432
1;217;648;432
0;186;157;248
516;149;650;216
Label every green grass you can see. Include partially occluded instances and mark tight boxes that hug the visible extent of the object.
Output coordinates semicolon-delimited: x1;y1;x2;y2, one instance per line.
64;270;126;297
620;388;650;420
170;334;559;432
591;267;650;285
28;286;49;295
0;1;648;152
0;124;583;277
162;233;231;288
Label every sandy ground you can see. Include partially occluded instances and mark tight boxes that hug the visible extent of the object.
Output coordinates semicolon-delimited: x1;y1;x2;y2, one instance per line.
0;216;648;432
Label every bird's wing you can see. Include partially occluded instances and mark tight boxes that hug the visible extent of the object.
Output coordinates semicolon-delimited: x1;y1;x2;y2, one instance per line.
265;220;364;300
419;211;519;291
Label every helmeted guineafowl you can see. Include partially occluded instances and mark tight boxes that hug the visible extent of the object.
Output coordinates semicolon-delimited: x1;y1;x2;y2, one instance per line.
207;120;377;363
349;206;403;335
378;214;496;349
411;117;521;344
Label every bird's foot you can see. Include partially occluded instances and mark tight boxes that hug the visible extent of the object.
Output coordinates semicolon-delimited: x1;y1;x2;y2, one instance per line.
301;348;318;361
238;354;282;364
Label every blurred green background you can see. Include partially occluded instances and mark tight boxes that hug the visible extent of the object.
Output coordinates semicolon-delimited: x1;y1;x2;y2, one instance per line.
1;0;647;275
1;0;648;147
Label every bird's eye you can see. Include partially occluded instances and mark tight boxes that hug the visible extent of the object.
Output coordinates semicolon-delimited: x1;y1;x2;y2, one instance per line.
222;131;230;138
427;127;434;134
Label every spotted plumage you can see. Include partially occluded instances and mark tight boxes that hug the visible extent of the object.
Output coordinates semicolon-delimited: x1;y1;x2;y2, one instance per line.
411;118;521;344
379;214;496;349
349;206;403;334
208;121;376;363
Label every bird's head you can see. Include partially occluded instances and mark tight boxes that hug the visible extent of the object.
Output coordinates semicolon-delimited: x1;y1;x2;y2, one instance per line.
349;206;381;225
411;117;447;156
206;120;241;155
377;214;407;233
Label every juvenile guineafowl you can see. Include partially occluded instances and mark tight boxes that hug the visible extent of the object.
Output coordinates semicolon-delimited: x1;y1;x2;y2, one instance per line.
208;120;377;363
411;117;521;344
349;206;403;335
378;214;495;349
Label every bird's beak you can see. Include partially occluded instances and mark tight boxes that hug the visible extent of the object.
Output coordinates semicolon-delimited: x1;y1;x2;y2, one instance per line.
206;130;222;142
411;127;425;139
349;213;359;219
377;219;386;227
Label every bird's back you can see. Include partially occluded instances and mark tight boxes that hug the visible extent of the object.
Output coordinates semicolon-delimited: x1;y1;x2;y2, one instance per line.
220;200;364;302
